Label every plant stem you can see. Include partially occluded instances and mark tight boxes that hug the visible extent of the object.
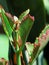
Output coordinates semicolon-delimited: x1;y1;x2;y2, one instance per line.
16;44;21;65
16;30;21;65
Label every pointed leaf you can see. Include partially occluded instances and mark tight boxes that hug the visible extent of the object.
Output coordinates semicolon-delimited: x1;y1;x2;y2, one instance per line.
25;42;40;65
19;14;34;51
30;25;49;65
39;25;49;52
5;12;14;29
1;9;12;37
35;25;49;52
29;43;40;65
19;9;30;21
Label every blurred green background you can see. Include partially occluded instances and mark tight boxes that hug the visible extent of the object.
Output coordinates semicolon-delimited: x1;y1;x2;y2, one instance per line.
0;34;9;60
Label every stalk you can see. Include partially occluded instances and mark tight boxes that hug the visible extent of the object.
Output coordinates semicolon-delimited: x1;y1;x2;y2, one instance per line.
16;30;21;65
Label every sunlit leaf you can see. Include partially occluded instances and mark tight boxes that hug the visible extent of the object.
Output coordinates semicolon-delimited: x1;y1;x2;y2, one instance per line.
19;9;30;21
1;9;13;37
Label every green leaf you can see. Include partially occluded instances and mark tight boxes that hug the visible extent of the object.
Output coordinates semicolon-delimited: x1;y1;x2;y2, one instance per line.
1;9;13;37
29;44;40;65
19;9;30;21
5;12;14;29
39;25;49;52
19;14;34;51
30;25;49;65
25;42;34;55
35;25;49;52
25;42;40;65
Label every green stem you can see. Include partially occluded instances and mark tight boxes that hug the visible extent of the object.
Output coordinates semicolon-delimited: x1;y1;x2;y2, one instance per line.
17;51;21;65
16;30;21;65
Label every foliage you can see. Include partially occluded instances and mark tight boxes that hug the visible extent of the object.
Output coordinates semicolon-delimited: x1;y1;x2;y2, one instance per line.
0;6;49;65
